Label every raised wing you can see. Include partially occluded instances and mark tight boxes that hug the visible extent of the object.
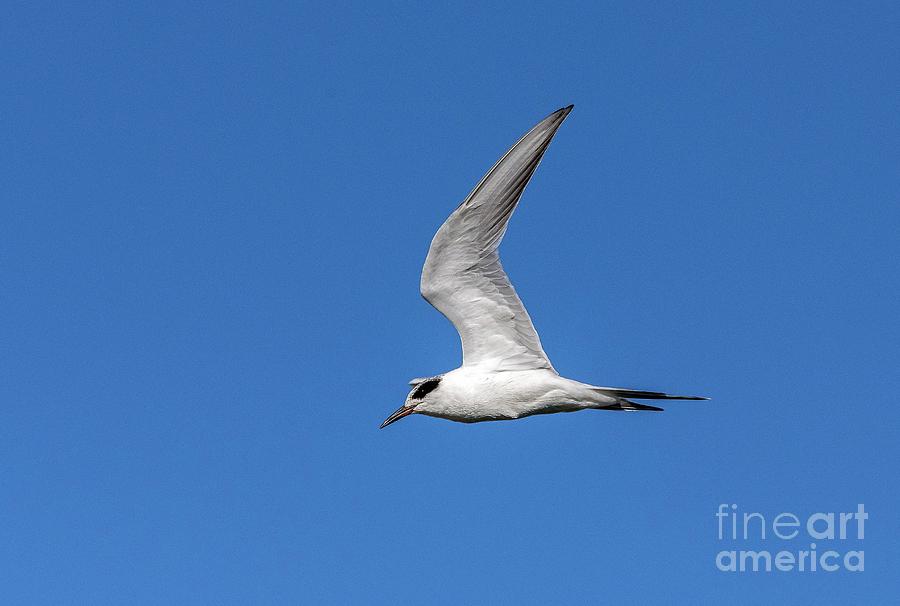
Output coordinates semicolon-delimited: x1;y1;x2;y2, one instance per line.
420;105;573;372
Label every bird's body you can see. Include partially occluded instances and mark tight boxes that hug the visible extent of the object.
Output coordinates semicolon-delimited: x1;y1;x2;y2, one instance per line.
381;105;706;429
413;369;606;423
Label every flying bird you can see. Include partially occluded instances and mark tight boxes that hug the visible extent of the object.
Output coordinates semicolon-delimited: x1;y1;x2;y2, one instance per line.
381;105;707;428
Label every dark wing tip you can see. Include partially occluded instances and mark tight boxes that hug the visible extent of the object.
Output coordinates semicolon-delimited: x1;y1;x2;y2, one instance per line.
551;104;574;119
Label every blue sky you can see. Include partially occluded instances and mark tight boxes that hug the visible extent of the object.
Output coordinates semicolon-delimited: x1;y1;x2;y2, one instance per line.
2;2;898;603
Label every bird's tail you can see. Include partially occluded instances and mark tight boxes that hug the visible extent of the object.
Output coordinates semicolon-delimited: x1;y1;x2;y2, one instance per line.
602;400;665;412
592;387;709;412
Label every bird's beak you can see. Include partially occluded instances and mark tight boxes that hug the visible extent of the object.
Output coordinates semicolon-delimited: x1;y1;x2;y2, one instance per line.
380;405;415;429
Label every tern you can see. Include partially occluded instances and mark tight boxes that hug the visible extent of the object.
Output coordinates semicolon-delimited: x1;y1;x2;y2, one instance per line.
381;105;707;429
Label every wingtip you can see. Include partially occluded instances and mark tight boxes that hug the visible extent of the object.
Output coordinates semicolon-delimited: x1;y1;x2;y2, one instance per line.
660;394;710;401
547;105;574;120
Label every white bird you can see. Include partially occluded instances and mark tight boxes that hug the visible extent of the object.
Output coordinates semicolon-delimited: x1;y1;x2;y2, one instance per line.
381;105;707;428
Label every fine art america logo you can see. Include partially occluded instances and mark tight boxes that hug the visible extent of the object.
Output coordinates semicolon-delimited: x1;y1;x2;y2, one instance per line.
715;504;867;573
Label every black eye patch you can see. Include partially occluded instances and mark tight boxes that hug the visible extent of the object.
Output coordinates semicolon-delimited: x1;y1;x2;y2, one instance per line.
412;378;441;400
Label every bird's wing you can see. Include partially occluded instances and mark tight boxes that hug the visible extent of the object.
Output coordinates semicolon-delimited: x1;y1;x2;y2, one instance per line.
420;106;573;372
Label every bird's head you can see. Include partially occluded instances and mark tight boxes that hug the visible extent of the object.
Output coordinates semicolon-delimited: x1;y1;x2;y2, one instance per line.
380;375;443;429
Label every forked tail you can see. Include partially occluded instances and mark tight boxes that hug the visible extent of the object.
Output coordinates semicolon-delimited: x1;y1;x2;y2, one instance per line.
593;387;709;412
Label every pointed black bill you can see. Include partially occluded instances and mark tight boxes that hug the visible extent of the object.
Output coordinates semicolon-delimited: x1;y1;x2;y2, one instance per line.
380;405;415;429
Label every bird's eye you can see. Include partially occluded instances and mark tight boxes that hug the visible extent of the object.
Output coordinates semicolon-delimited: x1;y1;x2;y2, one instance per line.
412;378;441;400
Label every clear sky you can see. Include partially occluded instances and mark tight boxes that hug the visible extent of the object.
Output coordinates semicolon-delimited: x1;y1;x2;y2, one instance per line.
2;2;898;604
